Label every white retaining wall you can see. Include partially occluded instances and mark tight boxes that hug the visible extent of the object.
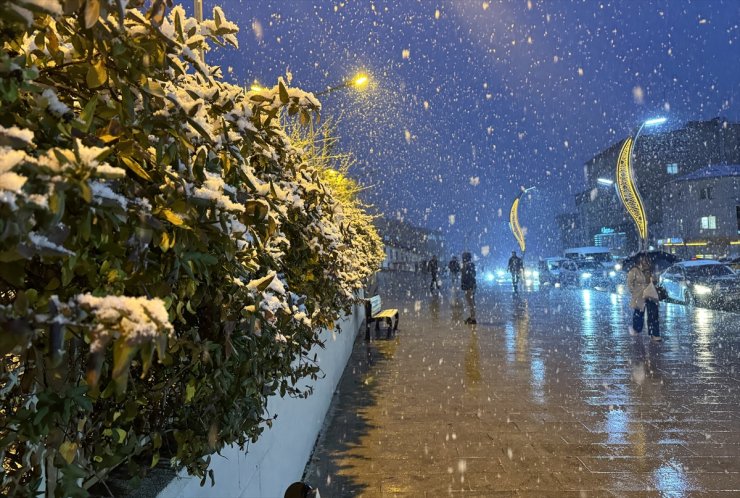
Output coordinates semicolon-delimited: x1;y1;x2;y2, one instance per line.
156;301;364;498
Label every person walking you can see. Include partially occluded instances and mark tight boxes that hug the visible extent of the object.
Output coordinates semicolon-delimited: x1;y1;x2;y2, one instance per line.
461;252;477;324
429;255;440;291
507;251;523;293
448;256;461;287
627;253;662;342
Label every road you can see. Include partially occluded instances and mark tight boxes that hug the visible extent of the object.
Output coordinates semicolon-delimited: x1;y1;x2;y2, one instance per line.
304;271;740;497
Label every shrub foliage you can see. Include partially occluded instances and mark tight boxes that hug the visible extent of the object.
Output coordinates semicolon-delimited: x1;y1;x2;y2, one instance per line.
0;1;384;496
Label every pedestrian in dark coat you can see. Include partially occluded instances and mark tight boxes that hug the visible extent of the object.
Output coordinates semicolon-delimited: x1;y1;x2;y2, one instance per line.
429;256;440;290
461;252;476;324
448;256;461;286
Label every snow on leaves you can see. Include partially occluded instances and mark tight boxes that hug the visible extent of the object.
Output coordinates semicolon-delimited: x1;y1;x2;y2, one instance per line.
0;2;383;496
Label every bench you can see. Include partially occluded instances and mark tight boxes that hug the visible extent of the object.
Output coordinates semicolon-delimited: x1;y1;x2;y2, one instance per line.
365;295;399;340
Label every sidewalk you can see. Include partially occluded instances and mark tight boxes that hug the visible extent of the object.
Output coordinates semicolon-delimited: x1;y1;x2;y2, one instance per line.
304;271;740;496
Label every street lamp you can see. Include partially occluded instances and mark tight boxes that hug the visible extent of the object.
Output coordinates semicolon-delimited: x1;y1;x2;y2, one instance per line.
509;186;536;255
193;0;204;60
615;117;666;251
315;72;371;97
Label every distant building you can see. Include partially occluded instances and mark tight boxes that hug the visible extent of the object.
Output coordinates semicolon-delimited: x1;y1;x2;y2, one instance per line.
375;218;445;271
555;212;586;252
560;118;740;256
660;164;740;258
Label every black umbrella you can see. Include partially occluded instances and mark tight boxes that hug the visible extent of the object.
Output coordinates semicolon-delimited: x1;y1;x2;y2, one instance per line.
620;251;680;273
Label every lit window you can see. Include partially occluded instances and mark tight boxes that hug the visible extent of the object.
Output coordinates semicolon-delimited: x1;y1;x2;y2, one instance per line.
700;216;717;230
666;163;678;174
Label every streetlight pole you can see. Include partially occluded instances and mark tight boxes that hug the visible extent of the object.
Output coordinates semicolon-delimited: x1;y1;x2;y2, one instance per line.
193;0;204;60
615;117;666;252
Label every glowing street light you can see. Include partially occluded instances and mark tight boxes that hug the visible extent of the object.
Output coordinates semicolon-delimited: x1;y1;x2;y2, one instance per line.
615;117;667;250
643;117;667;127
509;186;536;254
597;178;614;186
249;81;266;92
316;72;372;97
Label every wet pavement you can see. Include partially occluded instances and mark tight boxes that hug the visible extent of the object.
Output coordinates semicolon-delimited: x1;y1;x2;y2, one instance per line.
304;271;740;497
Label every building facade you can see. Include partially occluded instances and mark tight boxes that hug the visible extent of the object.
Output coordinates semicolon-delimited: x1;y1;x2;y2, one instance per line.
660;165;740;259
560;118;740;257
375;218;445;271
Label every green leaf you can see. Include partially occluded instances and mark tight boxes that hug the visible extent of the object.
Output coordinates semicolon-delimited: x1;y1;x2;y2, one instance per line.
160;208;187;228
59;441;77;464
79;181;92;203
278;80;289;104
84;0;101;28
78;95;98;132
120;156;152;181
86;60;107;89
114;428;126;443
112;339;137;395
185;378;196;404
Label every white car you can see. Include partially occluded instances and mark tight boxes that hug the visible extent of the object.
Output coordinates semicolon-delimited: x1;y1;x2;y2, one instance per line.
659;260;740;308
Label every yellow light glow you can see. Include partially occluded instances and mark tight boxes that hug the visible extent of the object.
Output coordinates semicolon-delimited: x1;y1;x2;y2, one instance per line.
353;73;369;88
249;81;265;92
615;137;648;242
509;197;526;252
731;241;740;245
685;241;708;246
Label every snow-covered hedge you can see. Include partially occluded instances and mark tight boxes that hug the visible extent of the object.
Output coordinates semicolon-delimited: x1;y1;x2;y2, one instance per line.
0;1;384;496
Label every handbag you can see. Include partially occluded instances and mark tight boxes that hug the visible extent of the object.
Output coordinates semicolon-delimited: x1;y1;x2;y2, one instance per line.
643;281;660;301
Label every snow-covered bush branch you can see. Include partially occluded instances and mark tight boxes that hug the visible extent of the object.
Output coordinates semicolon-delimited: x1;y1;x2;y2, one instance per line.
0;2;382;496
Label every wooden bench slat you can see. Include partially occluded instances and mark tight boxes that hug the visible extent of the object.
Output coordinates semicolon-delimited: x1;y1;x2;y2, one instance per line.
373;309;398;319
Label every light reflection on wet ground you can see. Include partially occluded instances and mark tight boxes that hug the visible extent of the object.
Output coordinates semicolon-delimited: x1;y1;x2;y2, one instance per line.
305;272;740;496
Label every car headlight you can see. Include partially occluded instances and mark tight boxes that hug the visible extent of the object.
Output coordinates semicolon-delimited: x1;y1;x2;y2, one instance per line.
614;263;622;271
496;269;505;277
581;272;592;279
694;284;712;295
533;271;540;278
609;271;617;278
485;271;494;282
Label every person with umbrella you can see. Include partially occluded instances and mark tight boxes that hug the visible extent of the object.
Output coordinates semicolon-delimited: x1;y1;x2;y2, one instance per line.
627;253;662;341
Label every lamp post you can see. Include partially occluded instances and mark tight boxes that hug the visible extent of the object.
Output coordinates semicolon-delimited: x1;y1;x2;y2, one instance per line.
615;117;666;252
193;0;204;60
509;186;536;257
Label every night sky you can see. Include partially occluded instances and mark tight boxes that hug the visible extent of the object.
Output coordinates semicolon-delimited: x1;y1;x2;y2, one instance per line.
201;0;740;264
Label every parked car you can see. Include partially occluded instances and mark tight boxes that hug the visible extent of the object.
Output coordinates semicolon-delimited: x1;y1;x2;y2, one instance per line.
558;260;612;287
659;260;740;308
728;257;740;273
538;257;567;285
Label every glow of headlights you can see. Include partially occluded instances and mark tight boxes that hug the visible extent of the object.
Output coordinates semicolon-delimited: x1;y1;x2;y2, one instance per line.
609;271;616;278
533;271;540;278
694;284;712;295
496;269;506;277
524;270;532;277
614;263;622;271
485;271;494;282
581;272;592;279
